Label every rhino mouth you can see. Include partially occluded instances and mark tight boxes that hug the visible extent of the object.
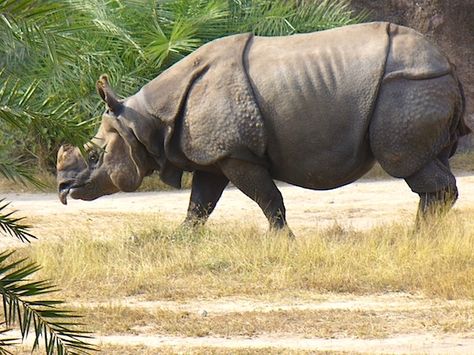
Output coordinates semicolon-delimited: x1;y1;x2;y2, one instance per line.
58;182;85;205
59;188;69;205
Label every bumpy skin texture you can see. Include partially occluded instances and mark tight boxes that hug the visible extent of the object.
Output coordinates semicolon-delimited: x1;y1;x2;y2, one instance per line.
140;34;266;168
56;22;470;230
370;76;458;178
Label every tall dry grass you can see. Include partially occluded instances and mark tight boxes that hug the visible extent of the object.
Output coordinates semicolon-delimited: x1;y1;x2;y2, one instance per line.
27;212;474;300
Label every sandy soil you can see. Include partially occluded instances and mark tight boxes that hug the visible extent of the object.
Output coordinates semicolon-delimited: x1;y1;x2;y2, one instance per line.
3;175;474;354
52;293;474;354
98;333;474;354
7;175;474;232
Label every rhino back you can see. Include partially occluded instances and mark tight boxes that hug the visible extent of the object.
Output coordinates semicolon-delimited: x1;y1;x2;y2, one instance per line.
246;22;390;189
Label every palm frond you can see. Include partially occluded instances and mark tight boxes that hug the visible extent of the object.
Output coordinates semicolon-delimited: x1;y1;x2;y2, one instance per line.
156;0;230;40
0;71;94;155
231;0;368;36
0;327;19;355
0;200;35;243
144;20;202;67
291;0;370;32
0;157;45;190
0;250;97;354
235;0;296;36
0;0;71;72
0;0;367;172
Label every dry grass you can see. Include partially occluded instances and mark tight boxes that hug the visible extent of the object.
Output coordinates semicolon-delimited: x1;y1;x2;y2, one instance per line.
8;191;474;353
451;151;474;174
25;212;474;301
138;172;193;191
77;304;474;338
0;171;56;192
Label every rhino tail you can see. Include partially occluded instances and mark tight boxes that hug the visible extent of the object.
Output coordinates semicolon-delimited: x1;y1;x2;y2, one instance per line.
446;72;471;157
454;75;471;137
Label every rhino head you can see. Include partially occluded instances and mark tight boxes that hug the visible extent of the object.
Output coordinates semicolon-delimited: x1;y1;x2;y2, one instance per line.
56;75;161;204
57;56;211;205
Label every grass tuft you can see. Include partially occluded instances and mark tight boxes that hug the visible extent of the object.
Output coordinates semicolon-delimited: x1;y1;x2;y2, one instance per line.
27;213;474;300
78;303;474;338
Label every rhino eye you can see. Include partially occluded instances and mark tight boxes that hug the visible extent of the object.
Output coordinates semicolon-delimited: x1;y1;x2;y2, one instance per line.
88;151;99;165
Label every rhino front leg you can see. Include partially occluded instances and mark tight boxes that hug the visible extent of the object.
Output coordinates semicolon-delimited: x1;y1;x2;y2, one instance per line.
218;158;293;235
183;171;229;227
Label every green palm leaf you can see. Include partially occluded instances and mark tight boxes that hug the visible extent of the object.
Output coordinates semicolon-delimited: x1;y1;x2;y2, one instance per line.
0;70;94;171
0;2;366;353
144;20;202;66
0;0;366;170
0;200;35;243
0;250;97;354
0;327;19;355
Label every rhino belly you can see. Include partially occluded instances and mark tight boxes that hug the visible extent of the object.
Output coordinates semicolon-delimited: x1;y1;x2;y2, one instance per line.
266;121;376;190
245;25;388;189
252;69;377;189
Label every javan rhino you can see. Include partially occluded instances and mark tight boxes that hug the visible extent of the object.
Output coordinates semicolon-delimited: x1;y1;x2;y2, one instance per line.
57;22;470;232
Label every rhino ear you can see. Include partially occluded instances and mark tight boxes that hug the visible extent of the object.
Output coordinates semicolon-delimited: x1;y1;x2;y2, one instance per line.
96;74;122;114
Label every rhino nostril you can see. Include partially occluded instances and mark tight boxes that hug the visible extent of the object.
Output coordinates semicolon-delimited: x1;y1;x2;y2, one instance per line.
58;182;72;192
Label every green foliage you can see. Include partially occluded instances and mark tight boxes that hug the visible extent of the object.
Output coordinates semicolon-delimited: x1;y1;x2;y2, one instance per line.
230;0;368;36
0;200;35;243
0;250;97;354
0;3;366;352
0;0;366;171
0;204;97;353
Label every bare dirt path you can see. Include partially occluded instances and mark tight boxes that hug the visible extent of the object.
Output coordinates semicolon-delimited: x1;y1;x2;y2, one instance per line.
98;333;474;354
13;293;474;354
82;292;444;314
82;292;474;354
6;175;474;232
4;176;474;354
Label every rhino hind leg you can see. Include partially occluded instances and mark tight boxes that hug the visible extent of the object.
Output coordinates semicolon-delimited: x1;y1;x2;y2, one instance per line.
369;75;461;223
405;149;458;224
218;158;293;235
370;75;460;178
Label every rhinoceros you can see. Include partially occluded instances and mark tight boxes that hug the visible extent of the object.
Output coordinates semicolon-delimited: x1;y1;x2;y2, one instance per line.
57;22;470;232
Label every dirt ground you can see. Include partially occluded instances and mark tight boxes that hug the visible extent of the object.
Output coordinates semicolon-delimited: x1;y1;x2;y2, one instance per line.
7;174;474;231
4;176;474;354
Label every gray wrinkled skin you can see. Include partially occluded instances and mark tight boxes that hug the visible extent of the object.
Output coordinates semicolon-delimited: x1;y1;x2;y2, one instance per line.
57;22;470;232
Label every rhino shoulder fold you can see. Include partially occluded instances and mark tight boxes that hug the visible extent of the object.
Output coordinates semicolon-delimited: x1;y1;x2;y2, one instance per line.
383;23;452;82
177;33;267;166
140;32;266;168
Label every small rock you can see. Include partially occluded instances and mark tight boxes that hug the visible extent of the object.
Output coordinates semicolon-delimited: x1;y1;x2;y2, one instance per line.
198;309;208;317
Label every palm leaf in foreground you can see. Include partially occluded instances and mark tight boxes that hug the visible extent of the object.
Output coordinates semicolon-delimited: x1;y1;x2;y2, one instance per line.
0;327;18;355
0;200;35;243
0;250;97;354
